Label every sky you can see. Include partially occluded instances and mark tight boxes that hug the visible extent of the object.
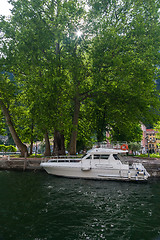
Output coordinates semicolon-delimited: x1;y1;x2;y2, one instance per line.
0;0;12;16
0;0;90;16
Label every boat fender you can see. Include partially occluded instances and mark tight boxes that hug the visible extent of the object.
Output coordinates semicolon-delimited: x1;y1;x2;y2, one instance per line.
81;167;91;171
128;171;131;179
135;174;138;181
120;144;128;151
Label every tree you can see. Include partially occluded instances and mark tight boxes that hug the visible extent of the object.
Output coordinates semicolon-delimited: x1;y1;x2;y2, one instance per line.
0;0;87;155
0;0;160;156
0;110;6;136
0;73;28;156
154;122;160;141
89;0;160;142
128;142;141;154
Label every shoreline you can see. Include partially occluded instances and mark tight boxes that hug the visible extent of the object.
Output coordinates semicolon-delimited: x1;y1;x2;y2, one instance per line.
0;156;160;178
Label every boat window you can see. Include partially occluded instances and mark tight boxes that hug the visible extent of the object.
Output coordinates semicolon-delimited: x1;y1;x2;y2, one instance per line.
94;154;100;159
101;155;109;159
86;155;91;159
113;154;120;160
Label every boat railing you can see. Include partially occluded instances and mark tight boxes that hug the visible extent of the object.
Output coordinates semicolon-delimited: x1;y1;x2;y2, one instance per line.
93;142;128;149
48;158;81;163
41;155;82;163
51;155;81;159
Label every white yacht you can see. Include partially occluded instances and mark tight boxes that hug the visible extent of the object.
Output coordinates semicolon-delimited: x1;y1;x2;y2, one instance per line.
40;148;150;181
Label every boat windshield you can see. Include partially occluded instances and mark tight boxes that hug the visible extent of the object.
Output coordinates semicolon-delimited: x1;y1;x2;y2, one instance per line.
113;154;120;160
82;153;92;159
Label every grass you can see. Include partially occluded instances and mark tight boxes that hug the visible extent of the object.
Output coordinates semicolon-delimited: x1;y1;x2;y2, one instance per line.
28;154;43;158
135;153;160;158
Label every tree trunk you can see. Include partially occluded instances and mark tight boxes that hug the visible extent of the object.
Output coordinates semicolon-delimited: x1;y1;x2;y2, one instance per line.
53;130;65;155
44;131;51;156
0;100;28;157
30;140;33;155
69;97;80;155
30;122;34;155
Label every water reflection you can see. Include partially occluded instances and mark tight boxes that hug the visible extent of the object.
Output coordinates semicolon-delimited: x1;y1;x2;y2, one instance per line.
0;171;160;240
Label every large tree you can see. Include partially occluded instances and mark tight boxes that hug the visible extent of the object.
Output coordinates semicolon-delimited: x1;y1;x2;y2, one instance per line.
0;0;87;155
0;0;160;155
89;0;160;141
0;73;28;156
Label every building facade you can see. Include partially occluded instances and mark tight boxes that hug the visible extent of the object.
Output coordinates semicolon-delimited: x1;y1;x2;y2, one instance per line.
145;129;160;153
138;125;160;154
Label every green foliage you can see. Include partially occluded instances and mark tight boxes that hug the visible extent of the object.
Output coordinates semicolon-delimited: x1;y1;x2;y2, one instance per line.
29;154;42;158
0;73;17;105
0;0;160;153
128;142;141;153
111;123;143;142
0;145;5;152
149;153;160;158
154;122;160;140
0;144;17;152
0;110;6;136
5;145;17;152
136;153;160;159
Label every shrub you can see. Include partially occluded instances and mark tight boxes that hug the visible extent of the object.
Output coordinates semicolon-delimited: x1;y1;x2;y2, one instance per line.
0;145;6;152
0;145;17;152
128;142;141;153
5;145;17;152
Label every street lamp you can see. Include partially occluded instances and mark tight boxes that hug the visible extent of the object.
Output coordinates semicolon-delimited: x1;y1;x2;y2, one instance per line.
145;136;150;157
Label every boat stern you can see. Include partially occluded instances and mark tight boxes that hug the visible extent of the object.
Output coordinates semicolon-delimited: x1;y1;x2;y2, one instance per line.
131;163;150;181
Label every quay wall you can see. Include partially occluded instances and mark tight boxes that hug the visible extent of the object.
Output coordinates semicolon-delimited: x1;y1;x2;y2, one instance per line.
125;156;160;178
0;156;44;171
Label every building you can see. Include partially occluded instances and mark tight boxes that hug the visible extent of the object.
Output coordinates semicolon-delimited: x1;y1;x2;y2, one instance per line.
145;129;160;154
140;124;160;154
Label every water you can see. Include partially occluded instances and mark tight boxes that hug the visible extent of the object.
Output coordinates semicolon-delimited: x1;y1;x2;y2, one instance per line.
0;171;160;240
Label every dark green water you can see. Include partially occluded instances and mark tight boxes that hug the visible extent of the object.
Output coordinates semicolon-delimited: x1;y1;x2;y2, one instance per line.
0;171;160;240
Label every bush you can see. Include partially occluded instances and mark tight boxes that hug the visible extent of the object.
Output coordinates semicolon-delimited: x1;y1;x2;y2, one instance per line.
128;142;141;153
0;145;17;152
150;153;160;158
29;154;42;158
136;153;160;158
0;145;6;152
5;145;17;152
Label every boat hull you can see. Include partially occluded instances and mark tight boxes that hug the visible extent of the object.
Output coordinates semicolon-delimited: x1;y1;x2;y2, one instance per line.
40;147;150;181
40;163;148;181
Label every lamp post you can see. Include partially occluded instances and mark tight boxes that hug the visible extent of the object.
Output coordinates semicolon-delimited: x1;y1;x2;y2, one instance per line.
145;136;150;157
